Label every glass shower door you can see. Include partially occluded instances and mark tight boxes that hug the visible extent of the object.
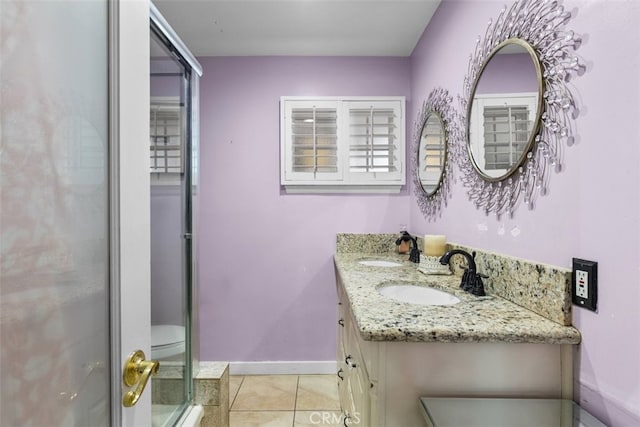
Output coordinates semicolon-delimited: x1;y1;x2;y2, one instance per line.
1;0;111;425
149;25;193;427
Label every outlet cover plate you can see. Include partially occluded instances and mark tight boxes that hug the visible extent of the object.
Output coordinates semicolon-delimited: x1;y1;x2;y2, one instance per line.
572;258;597;312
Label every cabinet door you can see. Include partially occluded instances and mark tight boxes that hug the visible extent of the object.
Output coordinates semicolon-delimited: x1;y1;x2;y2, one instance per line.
337;318;349;410
350;364;370;426
337;278;375;425
345;314;371;426
369;386;379;427
337;343;350;410
336;283;352;415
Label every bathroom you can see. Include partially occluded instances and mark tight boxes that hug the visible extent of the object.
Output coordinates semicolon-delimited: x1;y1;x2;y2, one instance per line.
1;0;639;426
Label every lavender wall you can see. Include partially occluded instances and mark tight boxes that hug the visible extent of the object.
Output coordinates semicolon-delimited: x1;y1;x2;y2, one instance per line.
197;57;411;362
475;53;538;94
151;75;181;97
409;1;640;425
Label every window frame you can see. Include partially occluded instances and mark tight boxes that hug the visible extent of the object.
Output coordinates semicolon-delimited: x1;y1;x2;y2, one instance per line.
469;92;538;179
280;96;406;194
344;100;404;184
281;99;344;183
150;95;184;185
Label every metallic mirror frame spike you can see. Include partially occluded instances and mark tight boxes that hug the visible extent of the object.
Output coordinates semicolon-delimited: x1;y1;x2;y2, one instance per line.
457;0;585;218
413;88;462;220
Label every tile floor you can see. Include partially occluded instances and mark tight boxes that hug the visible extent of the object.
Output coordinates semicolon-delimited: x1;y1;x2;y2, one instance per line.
229;375;342;427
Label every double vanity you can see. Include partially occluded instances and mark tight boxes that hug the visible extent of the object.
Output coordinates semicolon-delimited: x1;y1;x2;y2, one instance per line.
334;234;580;426
328;0;588;424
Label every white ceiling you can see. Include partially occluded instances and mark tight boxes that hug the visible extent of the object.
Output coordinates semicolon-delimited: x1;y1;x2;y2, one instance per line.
152;0;441;57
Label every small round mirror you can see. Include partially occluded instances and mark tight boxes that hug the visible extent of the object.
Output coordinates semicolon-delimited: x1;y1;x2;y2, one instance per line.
467;38;543;181
417;112;447;196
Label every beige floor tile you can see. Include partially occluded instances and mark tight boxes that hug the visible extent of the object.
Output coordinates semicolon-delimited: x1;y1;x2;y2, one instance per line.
229;376;244;408
230;410;294;427
231;375;298;411
295;375;340;411
294;411;343;427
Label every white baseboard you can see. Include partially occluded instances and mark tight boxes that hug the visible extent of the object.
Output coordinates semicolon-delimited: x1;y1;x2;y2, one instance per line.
229;361;337;376
576;379;640;426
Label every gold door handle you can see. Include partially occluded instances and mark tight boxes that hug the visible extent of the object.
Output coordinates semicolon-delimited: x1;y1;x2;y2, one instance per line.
122;350;159;407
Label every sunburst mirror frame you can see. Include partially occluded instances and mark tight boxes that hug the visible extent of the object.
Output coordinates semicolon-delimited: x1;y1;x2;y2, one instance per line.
458;0;585;218
413;88;461;220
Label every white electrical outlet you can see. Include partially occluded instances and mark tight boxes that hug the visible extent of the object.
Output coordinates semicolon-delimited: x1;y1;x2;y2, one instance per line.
576;270;589;298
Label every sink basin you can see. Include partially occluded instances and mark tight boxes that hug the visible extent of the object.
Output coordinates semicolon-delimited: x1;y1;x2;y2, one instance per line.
378;284;461;306
358;259;403;267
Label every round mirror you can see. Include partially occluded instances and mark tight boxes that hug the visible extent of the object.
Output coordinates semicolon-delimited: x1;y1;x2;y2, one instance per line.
417;111;447;196
412;88;457;220
467;38;543;181
457;0;584;217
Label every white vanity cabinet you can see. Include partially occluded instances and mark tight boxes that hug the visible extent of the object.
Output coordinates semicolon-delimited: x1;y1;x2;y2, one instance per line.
335;275;574;427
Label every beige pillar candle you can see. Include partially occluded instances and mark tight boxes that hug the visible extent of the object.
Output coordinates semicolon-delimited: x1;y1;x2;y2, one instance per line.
424;235;447;256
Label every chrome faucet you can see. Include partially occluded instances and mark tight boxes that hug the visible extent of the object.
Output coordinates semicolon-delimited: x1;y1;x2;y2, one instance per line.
439;249;486;296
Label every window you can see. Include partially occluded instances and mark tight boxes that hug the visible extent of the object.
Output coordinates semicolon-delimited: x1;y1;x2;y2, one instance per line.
346;101;402;180
150;97;183;180
483;105;530;170
281;97;405;193
469;93;537;178
285;100;342;182
418;116;447;189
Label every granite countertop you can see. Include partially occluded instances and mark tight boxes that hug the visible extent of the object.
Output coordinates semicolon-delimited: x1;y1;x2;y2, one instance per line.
334;252;581;344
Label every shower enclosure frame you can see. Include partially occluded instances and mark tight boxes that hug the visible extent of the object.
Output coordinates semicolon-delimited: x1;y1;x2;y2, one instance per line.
149;2;202;425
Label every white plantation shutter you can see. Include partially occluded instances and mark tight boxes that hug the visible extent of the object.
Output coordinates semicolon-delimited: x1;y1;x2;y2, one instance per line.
483;105;531;171
280;97;405;192
469;93;537;178
150;100;183;174
291;107;339;174
419;117;446;187
346;100;403;182
283;100;342;181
